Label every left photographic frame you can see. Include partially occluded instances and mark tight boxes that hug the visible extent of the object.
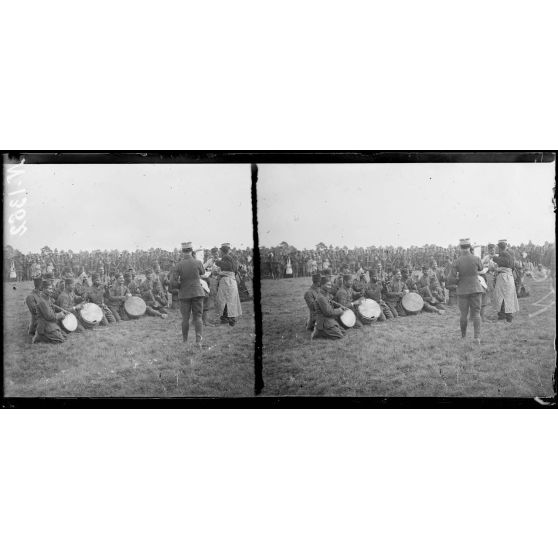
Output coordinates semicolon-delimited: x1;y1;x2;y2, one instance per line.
2;152;259;405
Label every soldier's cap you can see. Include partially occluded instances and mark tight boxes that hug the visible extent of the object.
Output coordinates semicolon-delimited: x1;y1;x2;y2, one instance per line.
181;242;193;250
497;239;507;245
221;242;231;248
343;274;352;281
123;272;131;278
41;279;53;289
421;265;428;270
311;274;321;283
459;238;471;246
487;243;496;248
144;269;153;275
370;274;378;281
211;247;219;253
64;278;74;285
320;276;331;286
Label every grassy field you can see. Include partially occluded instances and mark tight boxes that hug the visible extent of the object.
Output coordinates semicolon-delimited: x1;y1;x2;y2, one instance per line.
3;281;255;397
262;276;556;397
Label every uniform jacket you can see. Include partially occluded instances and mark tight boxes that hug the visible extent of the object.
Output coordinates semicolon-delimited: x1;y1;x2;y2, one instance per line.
313;290;343;331
450;253;484;295
364;282;383;302
36;294;63;335
174;254;206;299
335;285;359;308
86;285;106;305
108;283;130;305
56;290;84;310
303;285;320;314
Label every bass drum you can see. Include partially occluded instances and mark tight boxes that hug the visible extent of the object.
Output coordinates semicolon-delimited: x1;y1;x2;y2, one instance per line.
60;312;78;333
401;292;424;314
80;302;104;327
124;296;147;318
356;298;382;324
338;308;356;328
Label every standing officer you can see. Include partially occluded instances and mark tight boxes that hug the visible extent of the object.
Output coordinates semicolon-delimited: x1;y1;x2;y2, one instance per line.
448;238;484;344
173;242;206;348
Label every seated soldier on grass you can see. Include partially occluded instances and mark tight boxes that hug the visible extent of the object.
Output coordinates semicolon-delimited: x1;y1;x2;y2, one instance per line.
311;276;346;340
107;273;132;322
363;273;391;321
139;269;168;319
25;277;43;336
335;273;363;328
56;278;86;333
85;273;115;325
33;280;67;344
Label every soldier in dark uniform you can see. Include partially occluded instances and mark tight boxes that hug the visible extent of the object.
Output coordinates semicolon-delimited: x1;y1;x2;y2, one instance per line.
385;269;407;317
335;274;363;328
139;270;168;318
85;273;115;325
33;280;67;344
25;277;43;335
56;278;86;334
363;274;391;320
303;274;321;331
311;276;345;340
448;238;484;343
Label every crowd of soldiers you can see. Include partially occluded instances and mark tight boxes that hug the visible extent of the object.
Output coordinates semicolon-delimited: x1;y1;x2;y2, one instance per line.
260;242;555;280
21;246;253;344
302;241;555;340
4;246;253;282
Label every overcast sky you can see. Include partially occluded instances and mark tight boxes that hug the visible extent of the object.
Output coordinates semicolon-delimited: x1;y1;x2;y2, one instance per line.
4;164;252;253
258;163;556;249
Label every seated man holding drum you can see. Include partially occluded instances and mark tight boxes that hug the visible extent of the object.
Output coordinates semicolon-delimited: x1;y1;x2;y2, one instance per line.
107;273;132;322
363;274;391;321
85;273;115;325
311;276;346;340
56;278;86;333
335;274;363;328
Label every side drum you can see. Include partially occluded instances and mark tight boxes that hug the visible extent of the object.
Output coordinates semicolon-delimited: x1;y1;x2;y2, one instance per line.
356;298;382;324
79;303;104;327
401;292;424;314
338;308;356;328
124;296;147;318
60;312;78;333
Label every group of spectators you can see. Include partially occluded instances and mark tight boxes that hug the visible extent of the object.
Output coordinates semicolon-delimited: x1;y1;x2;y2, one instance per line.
4;246;253;282
260;242;555;280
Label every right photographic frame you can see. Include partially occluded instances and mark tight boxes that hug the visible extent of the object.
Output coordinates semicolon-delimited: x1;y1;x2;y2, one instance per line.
256;152;556;401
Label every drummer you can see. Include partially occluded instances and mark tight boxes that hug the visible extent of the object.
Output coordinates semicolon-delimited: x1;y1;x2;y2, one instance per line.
311;276;346;340
56;278;86;333
107;273;132;322
85;273;115;325
335;274;363;328
411;267;444;313
123;271;140;295
363;274;391;320
384;269;407;317
32;280;67;344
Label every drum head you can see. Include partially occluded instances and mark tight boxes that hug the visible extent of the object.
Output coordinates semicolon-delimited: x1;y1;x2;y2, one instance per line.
357;298;381;320
61;312;78;332
339;309;356;328
124;296;147;317
80;303;103;325
401;292;424;313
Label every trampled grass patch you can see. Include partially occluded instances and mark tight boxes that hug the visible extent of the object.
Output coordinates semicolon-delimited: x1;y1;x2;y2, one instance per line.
262;277;556;397
3;281;255;397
